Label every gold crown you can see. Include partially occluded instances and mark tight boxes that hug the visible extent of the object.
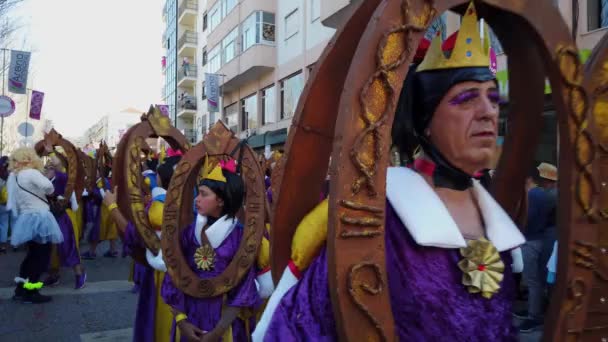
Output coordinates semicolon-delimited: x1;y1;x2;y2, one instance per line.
205;164;226;183
417;2;490;72
201;156;226;183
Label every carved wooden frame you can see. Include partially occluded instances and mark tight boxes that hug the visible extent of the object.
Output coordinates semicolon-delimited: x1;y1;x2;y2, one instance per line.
270;0;606;340
113;105;191;254
161;121;266;298
35;129;84;201
79;150;97;193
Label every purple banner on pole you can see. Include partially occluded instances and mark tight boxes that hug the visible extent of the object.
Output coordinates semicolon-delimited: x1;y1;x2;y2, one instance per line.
29;90;44;120
157;104;170;117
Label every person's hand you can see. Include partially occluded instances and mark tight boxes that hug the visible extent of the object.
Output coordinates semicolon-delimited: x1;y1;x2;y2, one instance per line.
200;330;222;342
177;320;206;342
103;186;118;207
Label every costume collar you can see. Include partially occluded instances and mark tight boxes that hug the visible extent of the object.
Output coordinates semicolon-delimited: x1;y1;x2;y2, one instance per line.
146;230;167;272
142;170;156;176
151;187;166;202
386;167;525;251
194;214;237;248
415;140;473;191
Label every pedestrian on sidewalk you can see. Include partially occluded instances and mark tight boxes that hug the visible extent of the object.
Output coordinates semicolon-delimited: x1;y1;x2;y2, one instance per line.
516;162;558;333
6;147;63;303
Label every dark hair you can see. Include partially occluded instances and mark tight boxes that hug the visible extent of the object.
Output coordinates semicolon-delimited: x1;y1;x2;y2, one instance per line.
155;155;182;189
200;169;245;218
146;158;158;171
156;159;178;189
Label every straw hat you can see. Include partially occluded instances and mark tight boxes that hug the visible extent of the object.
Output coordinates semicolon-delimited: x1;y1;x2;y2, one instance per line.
537;162;557;181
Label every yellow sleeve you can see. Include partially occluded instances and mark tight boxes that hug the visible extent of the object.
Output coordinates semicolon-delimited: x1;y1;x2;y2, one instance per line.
148;201;164;230
291;199;329;272
0;186;8;205
256;223;272;270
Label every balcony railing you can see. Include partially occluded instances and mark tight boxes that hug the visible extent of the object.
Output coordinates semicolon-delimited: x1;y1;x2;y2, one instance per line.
178;95;197;110
178;65;197;81
178;0;198;18
184;129;198;144
178;31;197;53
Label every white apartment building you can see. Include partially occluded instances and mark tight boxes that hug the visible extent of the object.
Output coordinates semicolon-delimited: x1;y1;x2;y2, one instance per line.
193;0;334;149
81;108;143;151
164;0;607;152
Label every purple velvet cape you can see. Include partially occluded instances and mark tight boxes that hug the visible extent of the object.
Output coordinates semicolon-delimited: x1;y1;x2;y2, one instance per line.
161;221;260;342
52;172;80;267
85;186;103;243
264;201;518;341
123;221;171;342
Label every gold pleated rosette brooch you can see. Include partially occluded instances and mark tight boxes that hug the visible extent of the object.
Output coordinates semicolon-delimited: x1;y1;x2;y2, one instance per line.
457;238;504;299
194;245;216;271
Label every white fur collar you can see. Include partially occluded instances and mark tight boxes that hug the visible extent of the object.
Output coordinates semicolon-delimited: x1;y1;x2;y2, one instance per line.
151;187;166;199
386;167;525;251
146;231;167;272
194;214;237;248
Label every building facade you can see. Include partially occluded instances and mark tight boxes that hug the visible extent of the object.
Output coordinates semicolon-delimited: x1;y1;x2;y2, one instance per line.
82;108;143;152
163;0;179;130
164;0;607;153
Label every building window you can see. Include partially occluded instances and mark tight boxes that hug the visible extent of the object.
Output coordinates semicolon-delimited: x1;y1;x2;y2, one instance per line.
201;82;207;100
202;47;207;66
280;71;304;120
224;103;239;133
209;2;221;31
241;93;258;131
203;12;208;31
311;0;321;22
222;27;238;64
223;0;237;17
242;11;276;52
208;45;221;73
285;9;299;41
588;0;608;30
262;85;276;125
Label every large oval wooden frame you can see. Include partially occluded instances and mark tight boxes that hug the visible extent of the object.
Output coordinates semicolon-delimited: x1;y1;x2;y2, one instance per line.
270;0;607;340
113;105;191;254
79;150;96;193
35;129;84;201
161;121;266;298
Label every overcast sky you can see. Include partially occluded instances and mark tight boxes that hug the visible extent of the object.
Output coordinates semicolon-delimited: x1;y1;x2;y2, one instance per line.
11;0;165;137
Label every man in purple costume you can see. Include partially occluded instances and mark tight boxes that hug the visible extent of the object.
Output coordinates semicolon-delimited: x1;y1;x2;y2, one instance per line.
256;4;526;341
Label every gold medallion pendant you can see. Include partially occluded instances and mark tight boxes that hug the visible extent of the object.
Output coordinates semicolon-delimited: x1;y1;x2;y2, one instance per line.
194;244;216;271
457;238;505;299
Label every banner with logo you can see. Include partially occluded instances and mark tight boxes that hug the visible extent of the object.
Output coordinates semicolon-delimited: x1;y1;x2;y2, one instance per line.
29;90;44;120
157;104;170;117
8;50;31;94
205;73;220;113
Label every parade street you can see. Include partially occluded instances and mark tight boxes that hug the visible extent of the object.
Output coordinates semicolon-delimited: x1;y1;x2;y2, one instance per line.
0;241;136;342
0;241;543;342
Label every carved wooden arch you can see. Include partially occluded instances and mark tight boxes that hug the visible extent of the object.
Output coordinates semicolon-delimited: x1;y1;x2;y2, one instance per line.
161;121;266;298
543;33;608;341
113;105;191;254
270;0;604;340
96;141;112;179
34;129;83;200
79;150;96;193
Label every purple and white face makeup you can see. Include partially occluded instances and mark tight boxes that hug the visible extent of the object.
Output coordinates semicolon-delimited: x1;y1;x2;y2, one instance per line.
427;80;499;175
